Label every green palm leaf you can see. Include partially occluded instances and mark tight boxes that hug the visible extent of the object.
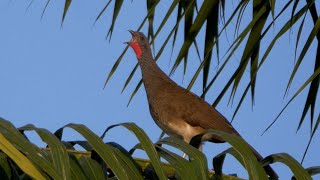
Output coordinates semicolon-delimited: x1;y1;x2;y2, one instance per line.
0;134;45;179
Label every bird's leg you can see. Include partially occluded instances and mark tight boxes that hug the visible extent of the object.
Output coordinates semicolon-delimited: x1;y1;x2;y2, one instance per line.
182;143;203;159
198;143;203;151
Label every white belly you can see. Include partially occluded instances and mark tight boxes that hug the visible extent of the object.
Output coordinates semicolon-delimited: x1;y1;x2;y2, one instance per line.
154;118;203;143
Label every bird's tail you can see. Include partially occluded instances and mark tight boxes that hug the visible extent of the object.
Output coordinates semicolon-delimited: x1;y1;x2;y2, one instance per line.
247;143;279;179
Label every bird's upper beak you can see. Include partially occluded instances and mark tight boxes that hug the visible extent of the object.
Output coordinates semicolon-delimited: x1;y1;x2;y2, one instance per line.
125;30;138;45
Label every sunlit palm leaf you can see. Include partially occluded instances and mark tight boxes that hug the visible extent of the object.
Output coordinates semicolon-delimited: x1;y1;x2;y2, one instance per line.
0;118;60;179
0;134;45;179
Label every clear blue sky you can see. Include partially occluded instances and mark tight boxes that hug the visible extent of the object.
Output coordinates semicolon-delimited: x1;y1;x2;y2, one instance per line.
0;0;319;179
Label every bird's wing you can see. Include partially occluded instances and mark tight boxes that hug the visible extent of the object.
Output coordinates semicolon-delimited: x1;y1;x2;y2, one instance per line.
169;85;239;135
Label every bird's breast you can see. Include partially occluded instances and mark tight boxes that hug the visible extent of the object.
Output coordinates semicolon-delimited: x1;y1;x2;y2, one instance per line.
148;97;204;142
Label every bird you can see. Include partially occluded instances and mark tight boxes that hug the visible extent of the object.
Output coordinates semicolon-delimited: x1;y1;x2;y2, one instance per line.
126;30;278;179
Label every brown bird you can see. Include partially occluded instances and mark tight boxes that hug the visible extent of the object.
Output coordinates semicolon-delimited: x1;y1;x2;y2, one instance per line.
126;30;278;179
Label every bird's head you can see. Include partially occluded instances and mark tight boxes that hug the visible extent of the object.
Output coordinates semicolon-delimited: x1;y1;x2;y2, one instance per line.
126;30;150;59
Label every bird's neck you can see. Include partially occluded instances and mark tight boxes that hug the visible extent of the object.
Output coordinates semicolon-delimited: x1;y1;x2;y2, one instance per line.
137;50;173;96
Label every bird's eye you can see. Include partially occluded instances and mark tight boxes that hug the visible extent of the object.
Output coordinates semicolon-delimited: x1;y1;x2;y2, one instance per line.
140;36;144;40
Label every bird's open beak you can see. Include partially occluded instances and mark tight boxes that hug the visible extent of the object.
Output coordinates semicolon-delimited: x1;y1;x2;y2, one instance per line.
125;30;137;44
129;30;135;36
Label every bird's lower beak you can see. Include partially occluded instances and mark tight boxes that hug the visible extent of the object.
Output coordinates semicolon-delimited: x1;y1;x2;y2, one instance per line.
125;30;137;44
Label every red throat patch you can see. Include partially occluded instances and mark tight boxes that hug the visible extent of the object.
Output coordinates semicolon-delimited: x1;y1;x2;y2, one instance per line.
128;42;142;58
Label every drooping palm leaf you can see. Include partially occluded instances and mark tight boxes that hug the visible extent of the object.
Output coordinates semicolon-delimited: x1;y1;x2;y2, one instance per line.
146;0;158;52
212;148;246;176
231;0;295;120
64;123;141;179
41;0;51;20
106;0;124;41
0;134;45;179
261;153;311;179
296;1;320;133
293;9;308;63
199;0;251;99
155;145;197;179
103;1;159;89
170;1;183;62
0;117;315;179
189;130;269;179
285;17;320;96
182;0;196;75
202;1;220;99
305;166;320;177
101;123;167;179
157;137;209;179
94;0;113;25
301;113;320;163
61;0;72;27
230;0;270;106
263;66;320;135
19;124;71;179
77;156;105;179
0;118;60;179
211;2;270;107
170;0;219;76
